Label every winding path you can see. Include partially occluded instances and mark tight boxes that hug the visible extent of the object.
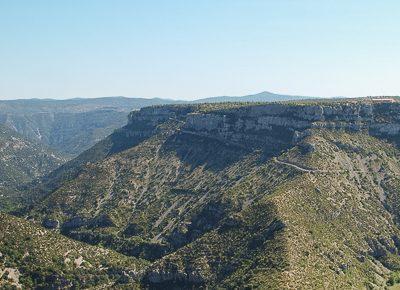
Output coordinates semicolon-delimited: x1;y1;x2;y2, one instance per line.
273;157;363;174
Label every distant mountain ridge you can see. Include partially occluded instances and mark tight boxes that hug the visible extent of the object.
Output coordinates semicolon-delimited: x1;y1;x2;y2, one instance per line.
191;91;317;103
0;96;181;113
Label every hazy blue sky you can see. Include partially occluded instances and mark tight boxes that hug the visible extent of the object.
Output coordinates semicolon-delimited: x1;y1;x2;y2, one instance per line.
1;1;399;100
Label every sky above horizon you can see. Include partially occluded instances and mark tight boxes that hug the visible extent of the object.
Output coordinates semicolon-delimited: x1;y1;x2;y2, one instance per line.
1;1;400;100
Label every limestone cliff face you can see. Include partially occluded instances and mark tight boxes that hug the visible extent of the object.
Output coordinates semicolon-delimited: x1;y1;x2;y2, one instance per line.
127;102;400;154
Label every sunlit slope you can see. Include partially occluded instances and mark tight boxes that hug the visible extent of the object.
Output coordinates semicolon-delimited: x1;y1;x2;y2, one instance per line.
0;213;148;289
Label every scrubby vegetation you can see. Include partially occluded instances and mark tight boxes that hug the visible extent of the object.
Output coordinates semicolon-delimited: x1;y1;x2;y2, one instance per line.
0;213;148;288
0;125;65;211
3;99;400;288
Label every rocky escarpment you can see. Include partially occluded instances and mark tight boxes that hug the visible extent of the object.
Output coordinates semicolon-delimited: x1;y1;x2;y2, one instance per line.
186;102;400;142
34;100;400;224
29;100;400;227
128;102;400;155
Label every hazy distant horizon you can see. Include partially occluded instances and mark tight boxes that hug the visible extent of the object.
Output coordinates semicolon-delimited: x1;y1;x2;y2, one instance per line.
1;1;400;100
0;90;352;102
